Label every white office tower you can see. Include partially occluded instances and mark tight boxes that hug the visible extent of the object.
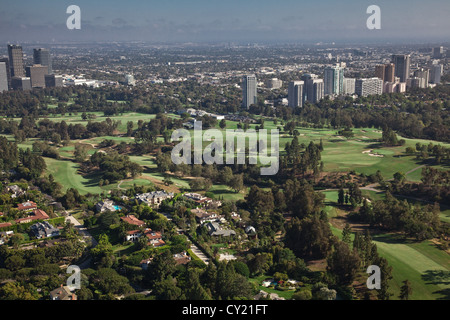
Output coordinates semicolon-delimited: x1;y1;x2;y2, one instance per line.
301;74;324;103
242;74;257;109
430;64;443;84
343;78;356;95
413;68;429;88
288;81;304;108
125;74;136;86
0;62;8;92
355;78;383;97
324;65;344;96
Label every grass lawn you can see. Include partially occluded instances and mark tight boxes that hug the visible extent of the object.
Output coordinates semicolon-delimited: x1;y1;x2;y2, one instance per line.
248;275;296;300
326;195;450;300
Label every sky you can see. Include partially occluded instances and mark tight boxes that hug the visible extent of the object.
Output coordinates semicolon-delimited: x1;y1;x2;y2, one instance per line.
0;0;449;44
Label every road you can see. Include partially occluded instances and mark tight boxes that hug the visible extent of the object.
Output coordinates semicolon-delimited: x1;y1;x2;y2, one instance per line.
65;214;97;247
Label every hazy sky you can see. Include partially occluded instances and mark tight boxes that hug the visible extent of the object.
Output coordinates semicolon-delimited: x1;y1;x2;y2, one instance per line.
1;0;449;43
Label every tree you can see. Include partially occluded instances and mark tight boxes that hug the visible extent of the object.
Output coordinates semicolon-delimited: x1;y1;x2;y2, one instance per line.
342;223;352;245
338;188;345;205
326;241;360;286
399;280;413;300
219;119;227;129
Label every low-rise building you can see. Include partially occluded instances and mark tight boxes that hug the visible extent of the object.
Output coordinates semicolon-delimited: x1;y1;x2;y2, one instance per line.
49;285;77;300
136;191;174;208
206;222;236;237
121;215;145;227
17;200;37;212
95;199;118;213
31;221;60;239
15;209;50;224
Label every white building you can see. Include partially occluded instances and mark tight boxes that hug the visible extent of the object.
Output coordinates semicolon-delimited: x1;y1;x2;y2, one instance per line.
355;78;383;97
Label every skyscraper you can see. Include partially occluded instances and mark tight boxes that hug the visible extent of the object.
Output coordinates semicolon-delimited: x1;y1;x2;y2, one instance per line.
8;45;25;77
392;54;411;83
432;46;444;59
11;77;31;91
0;58;11;89
385;63;395;83
375;63;395;83
45;74;63;88
301;74;324;103
0;62;8;92
430;64;443;84
33;48;52;75
288;81;304;108
324;65;344;96
26;65;47;88
355;78;383;97
413;68;429;88
375;64;386;81
242;75;257;109
343;78;356;95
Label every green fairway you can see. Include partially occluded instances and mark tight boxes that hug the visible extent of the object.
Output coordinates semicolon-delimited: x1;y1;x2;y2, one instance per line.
372;234;450;300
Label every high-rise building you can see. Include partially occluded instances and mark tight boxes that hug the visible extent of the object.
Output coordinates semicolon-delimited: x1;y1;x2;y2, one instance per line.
413;68;429;88
385;63;395;83
301;74;324;103
45;74;63;88
11;76;31;91
432;46;444;59
288;81;304;108
355;78;383;97
392;54;411;83
375;63;395;83
324;65;344;96
124;74;136;86
0;58;11;90
375;64;386;81
26;65;47;88
33;48;52;75
242;75;257;109
343;78;356;95
8;45;25;78
0;62;8;92
430;64;443;84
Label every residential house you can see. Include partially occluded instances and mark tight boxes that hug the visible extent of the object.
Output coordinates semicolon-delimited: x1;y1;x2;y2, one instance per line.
206;222;236;237
0;231;14;245
125;230;142;242
135;191;174;208
173;251;192;265
191;208;220;224
0;222;13;229
49;285;77;300
17;201;37;212
30;221;60;239
95;199;117;213
144;229;165;247
7;185;24;198
121;215;145;227
15;209;50;224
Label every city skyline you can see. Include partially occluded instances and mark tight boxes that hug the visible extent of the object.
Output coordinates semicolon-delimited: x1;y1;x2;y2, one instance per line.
0;0;449;43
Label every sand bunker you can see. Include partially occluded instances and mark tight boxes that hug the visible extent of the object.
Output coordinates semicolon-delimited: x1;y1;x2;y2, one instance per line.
362;150;384;158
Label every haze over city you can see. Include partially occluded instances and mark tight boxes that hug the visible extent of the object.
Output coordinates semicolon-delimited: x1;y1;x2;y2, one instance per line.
1;0;450;43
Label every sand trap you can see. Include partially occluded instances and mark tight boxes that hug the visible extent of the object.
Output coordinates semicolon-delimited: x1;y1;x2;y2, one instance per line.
362;150;384;157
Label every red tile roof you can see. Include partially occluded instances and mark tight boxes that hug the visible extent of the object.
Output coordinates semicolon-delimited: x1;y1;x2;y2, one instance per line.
16;209;49;224
0;222;12;228
17;201;37;211
121;215;145;226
